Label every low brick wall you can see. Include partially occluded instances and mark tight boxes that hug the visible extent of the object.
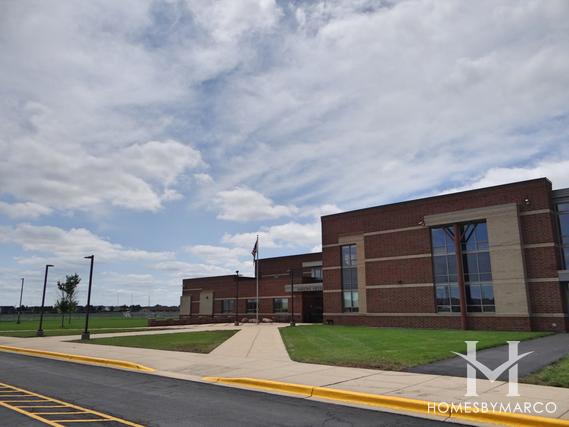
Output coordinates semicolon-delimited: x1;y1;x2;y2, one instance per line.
148;314;301;327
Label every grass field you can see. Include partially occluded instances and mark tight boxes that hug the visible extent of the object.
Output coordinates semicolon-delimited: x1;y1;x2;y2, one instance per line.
524;355;569;388
0;317;148;331
76;330;238;354
280;325;549;370
0;313;178;337
0;328;164;338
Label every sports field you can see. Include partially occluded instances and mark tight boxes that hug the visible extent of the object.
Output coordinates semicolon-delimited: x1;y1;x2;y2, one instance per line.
0;312;177;337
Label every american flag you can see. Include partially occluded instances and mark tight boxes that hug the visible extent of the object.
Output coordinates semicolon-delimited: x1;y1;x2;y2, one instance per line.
251;236;258;257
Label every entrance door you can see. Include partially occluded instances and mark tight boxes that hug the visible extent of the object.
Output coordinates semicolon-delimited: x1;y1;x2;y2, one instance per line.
302;291;323;323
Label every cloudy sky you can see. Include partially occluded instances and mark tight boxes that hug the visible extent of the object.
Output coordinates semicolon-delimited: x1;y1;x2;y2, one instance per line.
1;0;569;307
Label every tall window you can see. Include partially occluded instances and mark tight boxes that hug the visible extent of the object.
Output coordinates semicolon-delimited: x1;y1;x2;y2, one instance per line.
431;227;460;312
461;222;494;312
558;202;569;269
311;267;323;280
246;299;257;314
221;299;234;313
273;298;288;313
341;244;359;312
431;222;495;313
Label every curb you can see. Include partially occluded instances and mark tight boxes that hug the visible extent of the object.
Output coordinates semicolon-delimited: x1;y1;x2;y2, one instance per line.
203;377;569;427
0;344;155;372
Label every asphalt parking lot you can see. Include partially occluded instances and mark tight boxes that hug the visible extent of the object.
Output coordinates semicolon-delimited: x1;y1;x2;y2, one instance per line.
0;351;458;426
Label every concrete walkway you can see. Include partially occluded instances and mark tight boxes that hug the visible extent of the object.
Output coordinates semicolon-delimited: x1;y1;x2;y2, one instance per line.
211;323;290;361
1;324;569;424
409;333;569;380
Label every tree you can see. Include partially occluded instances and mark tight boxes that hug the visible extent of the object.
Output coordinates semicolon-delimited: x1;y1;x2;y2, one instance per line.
54;287;69;328
56;274;81;327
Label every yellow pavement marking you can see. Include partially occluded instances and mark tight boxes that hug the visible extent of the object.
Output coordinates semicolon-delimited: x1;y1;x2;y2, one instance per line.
0;382;144;426
33;412;89;415
13;405;68;408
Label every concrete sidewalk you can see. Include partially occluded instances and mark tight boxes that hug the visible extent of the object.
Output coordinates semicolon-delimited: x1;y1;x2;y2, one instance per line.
1;324;569;424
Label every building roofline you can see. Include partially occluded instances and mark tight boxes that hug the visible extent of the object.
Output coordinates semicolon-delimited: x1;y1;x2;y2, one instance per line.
259;252;322;262
183;274;255;281
321;177;552;220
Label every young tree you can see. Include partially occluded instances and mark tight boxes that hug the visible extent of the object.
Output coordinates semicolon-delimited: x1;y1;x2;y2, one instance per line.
55;285;69;328
56;274;81;326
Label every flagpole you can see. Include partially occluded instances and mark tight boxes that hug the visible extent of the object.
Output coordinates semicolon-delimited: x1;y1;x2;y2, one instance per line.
256;235;259;324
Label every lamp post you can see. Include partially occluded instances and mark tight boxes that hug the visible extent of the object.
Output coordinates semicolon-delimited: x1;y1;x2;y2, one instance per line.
36;264;54;337
16;278;24;324
289;269;296;327
234;270;240;326
82;255;94;340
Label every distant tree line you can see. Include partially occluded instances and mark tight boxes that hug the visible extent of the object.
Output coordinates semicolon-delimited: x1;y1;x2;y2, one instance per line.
1;304;179;314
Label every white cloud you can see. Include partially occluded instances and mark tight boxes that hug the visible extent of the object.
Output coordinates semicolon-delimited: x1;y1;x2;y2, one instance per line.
194;173;214;185
214;187;298;221
300;204;342;218
223;220;321;250
0;201;52;219
442;159;569;194
208;0;569;209
0;224;173;265
2;0;569;306
152;260;234;277
185;244;249;265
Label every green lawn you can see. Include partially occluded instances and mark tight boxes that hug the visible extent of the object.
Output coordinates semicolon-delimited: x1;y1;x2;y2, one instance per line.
75;330;239;354
0;328;163;338
280;325;549;370
524;355;569;388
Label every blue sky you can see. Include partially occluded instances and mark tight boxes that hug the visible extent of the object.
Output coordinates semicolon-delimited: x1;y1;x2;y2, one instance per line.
1;0;569;306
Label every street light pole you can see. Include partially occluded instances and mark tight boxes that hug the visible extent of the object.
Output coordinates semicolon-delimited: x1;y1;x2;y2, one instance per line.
16;278;24;324
36;264;54;337
82;255;94;340
234;270;240;326
289;269;296;327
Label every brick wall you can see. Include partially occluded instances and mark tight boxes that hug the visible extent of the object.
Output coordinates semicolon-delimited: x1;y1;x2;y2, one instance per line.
179;253;320;323
366;287;435;313
322;178;567;331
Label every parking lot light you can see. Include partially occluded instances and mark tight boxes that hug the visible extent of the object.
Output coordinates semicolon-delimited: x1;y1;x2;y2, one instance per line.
82;255;94;340
36;264;54;337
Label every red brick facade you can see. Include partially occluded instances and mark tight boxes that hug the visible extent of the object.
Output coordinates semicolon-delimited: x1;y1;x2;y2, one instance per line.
158;253;323;326
169;178;568;332
322;178;568;332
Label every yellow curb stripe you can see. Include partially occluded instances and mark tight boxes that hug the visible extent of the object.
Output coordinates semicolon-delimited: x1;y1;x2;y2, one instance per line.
203;377;569;427
0;344;154;372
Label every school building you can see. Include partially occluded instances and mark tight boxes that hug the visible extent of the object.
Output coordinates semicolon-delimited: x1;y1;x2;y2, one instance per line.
167;178;569;331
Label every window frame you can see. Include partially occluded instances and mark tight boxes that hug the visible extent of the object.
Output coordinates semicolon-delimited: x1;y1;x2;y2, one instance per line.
558;201;569;269
221;299;235;314
430;221;495;314
246;299;257;314
273;298;289;313
311;267;323;280
341;244;359;312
